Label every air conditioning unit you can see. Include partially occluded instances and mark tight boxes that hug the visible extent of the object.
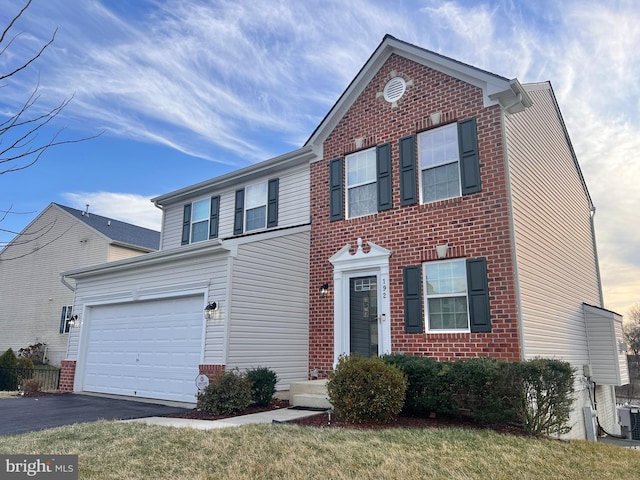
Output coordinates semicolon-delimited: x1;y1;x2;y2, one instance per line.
617;405;640;440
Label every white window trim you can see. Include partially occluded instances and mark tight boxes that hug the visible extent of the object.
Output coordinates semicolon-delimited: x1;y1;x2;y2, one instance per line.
418;123;462;204
423;258;470;333
244;180;268;232
345;147;377;219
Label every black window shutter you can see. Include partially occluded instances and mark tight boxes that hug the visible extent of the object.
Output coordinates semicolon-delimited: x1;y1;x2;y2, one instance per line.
399;135;417;206
376;143;392;211
59;306;67;334
458;118;481;195
209;196;220;239
267;178;279;228
233;189;244;235
181;204;191;245
329;157;344;221
467;257;491;332
403;265;423;333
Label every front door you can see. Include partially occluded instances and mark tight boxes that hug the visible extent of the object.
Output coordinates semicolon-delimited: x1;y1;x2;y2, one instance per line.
349;276;378;357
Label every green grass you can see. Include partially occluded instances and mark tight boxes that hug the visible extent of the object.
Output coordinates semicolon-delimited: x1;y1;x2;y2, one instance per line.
1;422;639;479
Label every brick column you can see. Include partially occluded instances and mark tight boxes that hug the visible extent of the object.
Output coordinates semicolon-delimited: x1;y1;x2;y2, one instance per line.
199;364;225;381
59;360;77;392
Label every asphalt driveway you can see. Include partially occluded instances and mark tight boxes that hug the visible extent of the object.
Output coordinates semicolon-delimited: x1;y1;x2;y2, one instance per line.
0;393;191;436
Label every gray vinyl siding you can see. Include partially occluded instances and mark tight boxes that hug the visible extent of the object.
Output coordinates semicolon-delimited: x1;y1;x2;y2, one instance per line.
225;230;310;389
0;205;111;365
66;250;229;365
160;162;310;250
107;244;148;262
505;83;602;439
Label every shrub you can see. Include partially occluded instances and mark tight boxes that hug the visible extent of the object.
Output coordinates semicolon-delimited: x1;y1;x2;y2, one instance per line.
327;355;406;424
382;354;455;417
18;342;47;365
448;357;518;425
511;358;575;436
22;378;43;395
198;369;252;416
246;367;277;407
0;349;19;391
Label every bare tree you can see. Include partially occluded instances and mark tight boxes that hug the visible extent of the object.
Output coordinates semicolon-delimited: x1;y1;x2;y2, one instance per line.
0;0;100;247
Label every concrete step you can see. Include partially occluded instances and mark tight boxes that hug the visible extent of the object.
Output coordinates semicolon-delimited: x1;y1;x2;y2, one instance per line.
289;380;331;409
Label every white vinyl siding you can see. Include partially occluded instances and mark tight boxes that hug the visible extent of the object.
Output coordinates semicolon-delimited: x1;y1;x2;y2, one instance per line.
225;230;309;390
159;162;309;249
506;83;604;439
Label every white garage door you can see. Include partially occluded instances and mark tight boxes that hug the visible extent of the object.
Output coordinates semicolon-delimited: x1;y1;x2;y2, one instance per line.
81;295;203;403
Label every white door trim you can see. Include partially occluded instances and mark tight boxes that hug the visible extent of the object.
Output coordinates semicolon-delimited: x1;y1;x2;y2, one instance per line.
330;238;391;366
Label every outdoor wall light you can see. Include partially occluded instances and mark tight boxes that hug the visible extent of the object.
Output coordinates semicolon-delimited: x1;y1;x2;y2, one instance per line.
69;314;79;328
204;302;218;320
320;283;329;298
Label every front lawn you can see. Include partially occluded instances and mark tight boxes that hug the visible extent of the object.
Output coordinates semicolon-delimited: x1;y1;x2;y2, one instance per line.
0;421;638;479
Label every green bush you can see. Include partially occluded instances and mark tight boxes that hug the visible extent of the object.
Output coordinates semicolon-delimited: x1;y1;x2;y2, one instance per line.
448;357;518;425
511;358;575;436
0;349;19;391
327;355;407;424
246;367;277;407
382;354;456;417
197;369;252;416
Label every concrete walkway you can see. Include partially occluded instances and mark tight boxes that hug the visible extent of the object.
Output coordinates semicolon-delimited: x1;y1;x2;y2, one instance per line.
124;407;325;430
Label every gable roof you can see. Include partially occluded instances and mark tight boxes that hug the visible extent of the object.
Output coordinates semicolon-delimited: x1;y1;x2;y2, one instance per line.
55;203;160;251
305;34;533;148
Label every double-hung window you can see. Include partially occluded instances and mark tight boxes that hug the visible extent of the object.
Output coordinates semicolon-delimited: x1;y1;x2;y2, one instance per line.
191;198;210;243
346;148;377;218
181;196;220;245
329;143;392;221
419;123;461;203
233;178;279;235
403;257;491;334
59;305;73;334
424;259;469;331
245;181;268;231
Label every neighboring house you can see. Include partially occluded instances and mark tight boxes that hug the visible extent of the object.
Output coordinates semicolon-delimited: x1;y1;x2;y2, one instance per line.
0;203;159;366
60;35;627;440
304;35;628;440
60;150;314;403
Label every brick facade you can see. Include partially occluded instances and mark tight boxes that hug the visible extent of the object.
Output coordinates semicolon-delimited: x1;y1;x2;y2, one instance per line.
199;364;226;381
58;360;76;392
309;54;521;376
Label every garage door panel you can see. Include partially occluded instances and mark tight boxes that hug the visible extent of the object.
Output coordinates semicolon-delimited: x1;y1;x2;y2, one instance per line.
81;295;203;403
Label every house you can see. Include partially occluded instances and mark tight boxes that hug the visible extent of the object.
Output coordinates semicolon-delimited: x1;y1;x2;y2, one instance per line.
0;203;160;365
59;150;314;403
304;35;628;440
59;35;627;440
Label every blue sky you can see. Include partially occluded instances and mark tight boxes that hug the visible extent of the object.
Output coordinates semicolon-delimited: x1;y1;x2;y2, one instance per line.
1;0;638;316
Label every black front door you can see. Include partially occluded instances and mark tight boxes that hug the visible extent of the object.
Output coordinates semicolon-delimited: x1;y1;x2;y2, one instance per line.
349;276;378;357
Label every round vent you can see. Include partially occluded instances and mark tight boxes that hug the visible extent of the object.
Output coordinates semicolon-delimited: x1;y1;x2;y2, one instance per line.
383;77;406;103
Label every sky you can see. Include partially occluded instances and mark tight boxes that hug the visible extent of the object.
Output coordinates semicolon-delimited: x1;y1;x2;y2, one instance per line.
0;0;638;316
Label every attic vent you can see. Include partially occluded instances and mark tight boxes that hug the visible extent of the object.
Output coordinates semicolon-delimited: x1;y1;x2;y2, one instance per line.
383;77;406;103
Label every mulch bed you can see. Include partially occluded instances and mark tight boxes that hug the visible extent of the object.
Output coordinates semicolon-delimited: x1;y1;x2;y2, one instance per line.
164;399;529;436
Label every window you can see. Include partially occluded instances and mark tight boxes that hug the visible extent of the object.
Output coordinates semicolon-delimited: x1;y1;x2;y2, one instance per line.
419;123;461;203
423;259;469;331
233;178;279;235
191;199;210;242
330;143;392;221
403;257;491;334
245;181;268;231
181;196;220;245
59;305;73;334
346;148;377;218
